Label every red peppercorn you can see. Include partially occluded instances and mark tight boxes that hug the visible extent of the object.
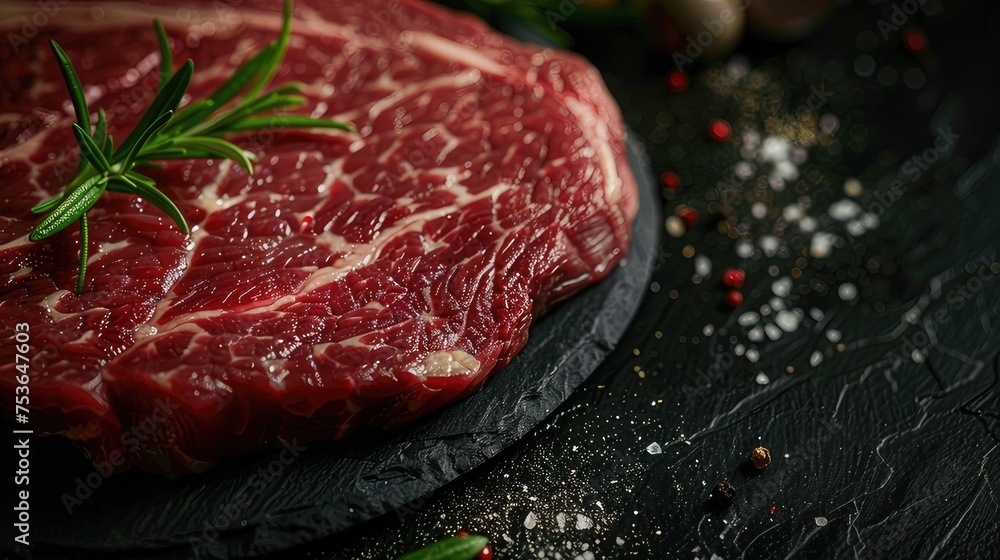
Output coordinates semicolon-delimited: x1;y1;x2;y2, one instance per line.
725;290;743;308
902;28;927;53
478;545;494;560
708;119;732;143
666;69;689;93
678;207;698;228
722;268;745;289
455;531;469;538
660;171;681;190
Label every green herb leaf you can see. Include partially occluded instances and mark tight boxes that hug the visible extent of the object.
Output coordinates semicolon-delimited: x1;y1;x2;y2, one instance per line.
94;108;108;153
108;176;189;234
29;175;107;241
208;44;278;108
106;175;137;193
153;19;173;93
265;83;304;95
124;170;156;187
113;59;193;163
71;123;112;173
135;147;189;160
245;0;292;99
121;110;173;170
396;536;489;560
30;195;64;215
164;44;276;135
242;92;306;114
169;136;255;173
219;115;356;133
76;214;89;294
192;91;304;135
49;40;90;132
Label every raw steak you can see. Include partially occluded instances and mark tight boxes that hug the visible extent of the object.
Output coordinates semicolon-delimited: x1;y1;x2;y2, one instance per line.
0;0;637;476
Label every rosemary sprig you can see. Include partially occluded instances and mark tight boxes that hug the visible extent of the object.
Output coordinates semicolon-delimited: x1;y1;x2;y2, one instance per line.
29;0;354;294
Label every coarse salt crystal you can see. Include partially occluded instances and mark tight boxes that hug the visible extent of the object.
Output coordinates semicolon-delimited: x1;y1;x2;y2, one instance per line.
838;283;858;301
829;199;861;222
775;309;802;332
772;276;792;297
738;312;760;326
810;351;823;366
759;235;780;257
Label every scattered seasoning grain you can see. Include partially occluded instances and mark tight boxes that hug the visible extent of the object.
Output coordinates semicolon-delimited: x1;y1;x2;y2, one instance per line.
722;268;745;288
707;482;736;508
725;290;744;308
666;69;689;92
902;28;927;53
665;215;686;238
843;178;863;197
678;206;699;228
751;446;771;470
708;119;732;142
660;171;681;190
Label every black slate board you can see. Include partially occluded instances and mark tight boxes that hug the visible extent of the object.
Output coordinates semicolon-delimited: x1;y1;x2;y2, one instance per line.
26;137;660;559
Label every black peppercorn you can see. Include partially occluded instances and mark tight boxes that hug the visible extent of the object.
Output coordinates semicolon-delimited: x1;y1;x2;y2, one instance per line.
706;482;736;509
